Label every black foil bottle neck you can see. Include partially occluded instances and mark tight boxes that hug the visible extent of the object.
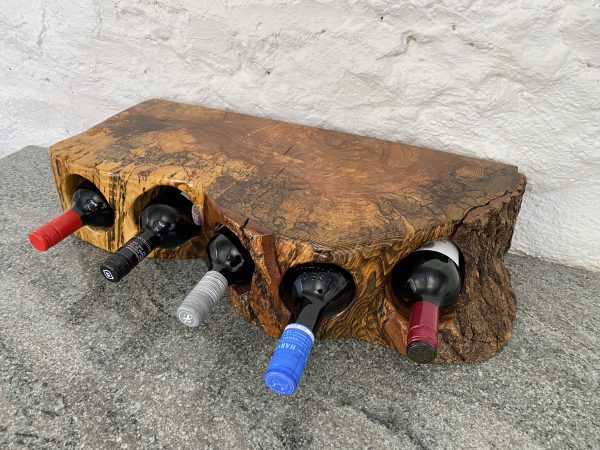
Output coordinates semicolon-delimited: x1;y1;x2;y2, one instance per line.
100;201;200;283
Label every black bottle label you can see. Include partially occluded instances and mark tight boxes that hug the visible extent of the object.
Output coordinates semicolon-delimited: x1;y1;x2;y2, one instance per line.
122;235;153;262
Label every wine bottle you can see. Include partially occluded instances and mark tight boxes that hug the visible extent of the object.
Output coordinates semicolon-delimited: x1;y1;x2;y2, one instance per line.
391;238;462;364
100;194;199;282
177;226;254;327
264;264;355;395
29;183;114;251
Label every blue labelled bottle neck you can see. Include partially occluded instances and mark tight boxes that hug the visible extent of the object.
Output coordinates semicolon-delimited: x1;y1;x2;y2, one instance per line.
264;323;314;395
263;288;331;395
265;264;355;395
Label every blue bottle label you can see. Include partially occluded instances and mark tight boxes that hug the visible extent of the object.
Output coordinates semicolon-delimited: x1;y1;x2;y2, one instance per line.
264;324;314;395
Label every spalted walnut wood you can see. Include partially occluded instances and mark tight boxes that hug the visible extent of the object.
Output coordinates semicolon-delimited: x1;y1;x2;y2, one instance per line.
49;99;526;363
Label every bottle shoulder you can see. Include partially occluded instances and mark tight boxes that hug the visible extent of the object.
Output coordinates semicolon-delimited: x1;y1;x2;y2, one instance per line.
280;263;355;329
207;227;255;285
140;203;199;248
391;251;461;308
71;187;114;227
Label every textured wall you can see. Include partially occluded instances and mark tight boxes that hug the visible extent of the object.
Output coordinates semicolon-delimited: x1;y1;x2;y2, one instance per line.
1;1;599;270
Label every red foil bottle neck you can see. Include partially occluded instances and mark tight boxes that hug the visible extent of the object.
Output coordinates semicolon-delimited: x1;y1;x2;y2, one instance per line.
29;209;83;251
407;301;440;363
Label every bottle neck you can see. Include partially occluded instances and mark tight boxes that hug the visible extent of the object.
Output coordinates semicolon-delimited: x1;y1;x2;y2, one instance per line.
290;299;328;332
100;229;162;282
406;301;440;364
391;238;463;364
29;209;83;251
100;201;198;283
265;264;354;396
29;185;113;251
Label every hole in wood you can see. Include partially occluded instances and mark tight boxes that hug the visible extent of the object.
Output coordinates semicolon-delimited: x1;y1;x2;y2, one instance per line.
386;238;467;324
278;263;357;322
131;185;195;228
125;184;209;260
63;173;113;231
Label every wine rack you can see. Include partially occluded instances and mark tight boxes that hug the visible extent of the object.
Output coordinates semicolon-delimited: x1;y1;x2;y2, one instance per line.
48;99;526;363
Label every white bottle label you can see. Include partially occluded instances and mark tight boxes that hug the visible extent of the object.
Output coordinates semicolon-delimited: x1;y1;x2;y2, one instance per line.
102;269;114;280
285;323;315;343
415;238;460;266
191;205;203;226
181;191;203;226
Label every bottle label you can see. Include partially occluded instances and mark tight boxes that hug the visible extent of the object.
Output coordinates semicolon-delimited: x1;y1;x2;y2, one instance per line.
415;238;460;266
181;191;203;226
281;323;315;344
191;205;202;226
264;323;315;395
123;236;153;262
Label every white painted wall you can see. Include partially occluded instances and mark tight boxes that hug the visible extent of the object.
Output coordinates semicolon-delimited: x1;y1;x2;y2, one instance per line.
1;1;599;270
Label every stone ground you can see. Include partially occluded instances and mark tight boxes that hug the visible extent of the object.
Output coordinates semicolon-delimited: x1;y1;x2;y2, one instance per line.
0;147;598;449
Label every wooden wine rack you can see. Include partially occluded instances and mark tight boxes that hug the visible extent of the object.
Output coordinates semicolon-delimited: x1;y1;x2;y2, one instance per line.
48;99;526;363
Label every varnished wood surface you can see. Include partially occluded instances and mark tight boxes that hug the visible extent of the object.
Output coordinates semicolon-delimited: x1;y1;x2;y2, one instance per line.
49;99;526;363
51;99;520;249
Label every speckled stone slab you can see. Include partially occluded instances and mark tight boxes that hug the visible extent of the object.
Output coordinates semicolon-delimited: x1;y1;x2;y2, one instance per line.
0;146;598;449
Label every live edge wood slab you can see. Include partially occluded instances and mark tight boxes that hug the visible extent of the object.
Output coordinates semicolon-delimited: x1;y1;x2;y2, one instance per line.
49;99;526;363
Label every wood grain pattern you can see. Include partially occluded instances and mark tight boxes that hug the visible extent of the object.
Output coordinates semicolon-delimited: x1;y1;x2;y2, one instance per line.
49;99;526;363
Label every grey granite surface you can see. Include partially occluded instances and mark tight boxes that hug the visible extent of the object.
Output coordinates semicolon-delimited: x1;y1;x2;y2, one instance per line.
0;146;599;449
